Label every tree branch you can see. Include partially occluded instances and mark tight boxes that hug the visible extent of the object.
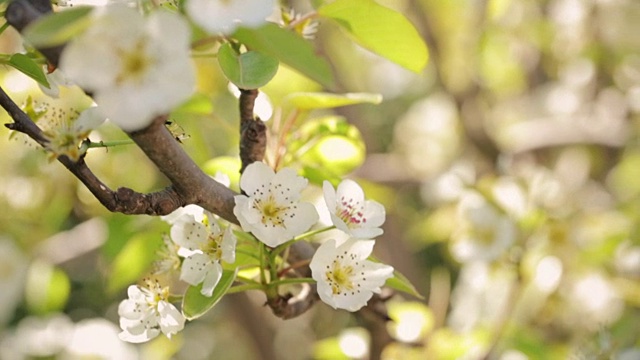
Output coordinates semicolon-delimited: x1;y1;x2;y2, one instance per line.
4;0;317;319
239;88;266;173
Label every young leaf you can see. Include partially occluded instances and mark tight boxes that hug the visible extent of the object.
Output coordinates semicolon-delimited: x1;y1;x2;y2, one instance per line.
8;53;50;88
318;0;429;73
218;42;279;89
284;92;382;110
233;23;335;89
23;6;93;47
182;268;238;320
386;269;424;299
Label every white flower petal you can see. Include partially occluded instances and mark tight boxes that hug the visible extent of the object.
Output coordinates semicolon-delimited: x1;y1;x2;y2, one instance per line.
171;218;208;249
157;301;185;337
240;162;275;196
221;228;237;263
200;262;223;297
180;253;212;286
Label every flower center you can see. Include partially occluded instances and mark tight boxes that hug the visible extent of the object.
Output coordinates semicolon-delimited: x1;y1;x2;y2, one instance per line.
255;196;287;227
337;196;366;228
202;234;223;260
326;260;357;295
117;41;154;84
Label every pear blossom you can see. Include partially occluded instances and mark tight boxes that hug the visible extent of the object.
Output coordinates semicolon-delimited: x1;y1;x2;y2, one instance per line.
450;192;517;263
39;105;105;161
234;162;319;247
323;180;385;238
310;238;394;312
59;6;195;132
117;279;185;343
170;210;236;296
186;0;275;35
151;234;182;275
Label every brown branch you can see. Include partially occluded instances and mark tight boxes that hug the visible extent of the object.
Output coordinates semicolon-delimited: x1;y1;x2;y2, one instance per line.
4;0;318;319
0;87;184;215
239;88;266;173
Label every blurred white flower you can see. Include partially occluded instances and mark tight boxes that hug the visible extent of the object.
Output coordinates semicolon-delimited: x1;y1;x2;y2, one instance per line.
170;210;236;297
186;0;275;35
60;6;195;132
0;238;28;326
151;233;182;275
310;238;393;312
234;162;319;247
450;192;518;263
323;179;385;238
63;318;137;359
118;279;185;343
0;314;74;358
38;68;75;98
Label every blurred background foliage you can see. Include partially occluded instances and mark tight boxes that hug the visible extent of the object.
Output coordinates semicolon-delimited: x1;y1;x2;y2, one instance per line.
1;0;640;359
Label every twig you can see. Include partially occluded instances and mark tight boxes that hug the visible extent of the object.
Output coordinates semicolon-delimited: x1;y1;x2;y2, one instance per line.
0;86;184;215
238;88;266;172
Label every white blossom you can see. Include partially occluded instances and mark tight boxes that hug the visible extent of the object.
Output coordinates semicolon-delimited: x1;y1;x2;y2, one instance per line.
234;162;319;247
323;180;385;238
60;6;195;132
450;192;518;263
40;106;105;161
186;0;275;35
310;238;394;312
117;279;185;343
170;211;236;297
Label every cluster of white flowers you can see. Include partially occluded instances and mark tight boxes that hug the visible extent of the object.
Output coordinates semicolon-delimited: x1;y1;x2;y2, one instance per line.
117;161;394;342
60;6;195;132
234;162;394;312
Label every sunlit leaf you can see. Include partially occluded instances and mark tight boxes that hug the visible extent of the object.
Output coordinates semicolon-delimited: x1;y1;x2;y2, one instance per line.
283;92;382;110
23;6;93;47
286;116;365;180
182;268;238;320
8;53;50;88
218;42;279;89
107;231;162;294
233;23;335;89
386;269;424;299
172;93;214;115
25;260;70;314
318;0;428;73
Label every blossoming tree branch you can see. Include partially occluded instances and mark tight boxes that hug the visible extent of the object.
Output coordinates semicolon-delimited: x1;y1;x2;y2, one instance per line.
0;0;428;343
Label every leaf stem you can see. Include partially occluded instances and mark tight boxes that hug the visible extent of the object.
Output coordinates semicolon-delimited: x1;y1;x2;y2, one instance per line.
86;139;135;148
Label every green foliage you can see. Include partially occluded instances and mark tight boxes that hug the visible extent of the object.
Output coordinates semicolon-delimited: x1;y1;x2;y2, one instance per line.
106;229;163;294
23;6;93;47
318;0;429;73
233;23;335;89
25;260;70;314
385;269;424;299
286;116;365;184
218;42;279;89
283;92;382;110
182;268;238;320
7;54;49;88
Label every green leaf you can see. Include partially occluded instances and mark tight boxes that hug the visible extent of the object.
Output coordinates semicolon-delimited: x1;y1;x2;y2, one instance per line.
284;92;382;110
233;23;335;89
218;42;279;89
106;231;162;294
182;268;238;320
172;93;214;115
318;0;428;73
286;116;366;179
8;53;49;88
25;260;71;314
23;6;93;47
386;269;424;299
